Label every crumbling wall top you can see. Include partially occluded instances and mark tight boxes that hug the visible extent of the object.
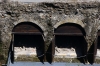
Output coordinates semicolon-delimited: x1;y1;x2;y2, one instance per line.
1;0;100;3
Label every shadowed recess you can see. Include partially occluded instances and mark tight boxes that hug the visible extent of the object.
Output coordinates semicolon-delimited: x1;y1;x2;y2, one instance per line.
49;23;87;63
9;22;45;63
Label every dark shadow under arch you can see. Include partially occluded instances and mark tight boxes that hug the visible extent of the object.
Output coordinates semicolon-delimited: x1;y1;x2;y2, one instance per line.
12;22;43;33
54;23;86;36
9;22;45;63
46;23;87;64
87;30;98;64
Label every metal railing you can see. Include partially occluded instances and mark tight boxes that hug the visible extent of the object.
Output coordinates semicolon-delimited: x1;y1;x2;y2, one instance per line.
6;52;11;66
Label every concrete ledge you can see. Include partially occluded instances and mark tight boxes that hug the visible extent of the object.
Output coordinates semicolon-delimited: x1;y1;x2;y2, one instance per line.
15;55;40;62
54;58;81;63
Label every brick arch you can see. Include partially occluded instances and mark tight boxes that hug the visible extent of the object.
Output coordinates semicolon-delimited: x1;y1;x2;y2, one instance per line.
54;18;85;29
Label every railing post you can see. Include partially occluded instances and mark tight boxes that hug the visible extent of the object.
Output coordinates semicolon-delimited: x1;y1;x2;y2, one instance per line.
11;34;14;64
52;35;55;62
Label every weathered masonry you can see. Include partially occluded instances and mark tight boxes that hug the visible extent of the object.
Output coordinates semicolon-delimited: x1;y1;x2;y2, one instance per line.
0;0;100;65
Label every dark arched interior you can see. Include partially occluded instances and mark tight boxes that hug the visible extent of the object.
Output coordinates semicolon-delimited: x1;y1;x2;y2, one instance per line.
11;22;44;63
97;37;100;49
88;30;100;64
97;30;100;49
47;23;87;63
12;22;43;33
54;23;86;36
14;34;44;49
87;30;100;64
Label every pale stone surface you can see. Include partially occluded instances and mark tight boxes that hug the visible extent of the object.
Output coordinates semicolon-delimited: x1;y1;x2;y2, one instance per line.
14;47;36;59
96;49;100;58
14;46;77;59
55;47;77;58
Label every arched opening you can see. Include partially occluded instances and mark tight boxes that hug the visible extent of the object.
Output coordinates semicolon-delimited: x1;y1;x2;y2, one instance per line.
47;23;87;63
11;22;45;63
87;38;97;64
92;30;100;63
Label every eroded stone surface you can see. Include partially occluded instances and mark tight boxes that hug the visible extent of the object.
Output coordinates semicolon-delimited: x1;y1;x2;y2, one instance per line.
55;47;77;58
0;1;99;64
14;47;36;60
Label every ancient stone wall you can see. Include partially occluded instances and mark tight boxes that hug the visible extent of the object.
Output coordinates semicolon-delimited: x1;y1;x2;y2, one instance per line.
0;1;99;64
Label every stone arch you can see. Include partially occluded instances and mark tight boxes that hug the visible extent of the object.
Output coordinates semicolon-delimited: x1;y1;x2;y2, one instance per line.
54;18;85;29
54;23;86;36
48;22;87;63
11;22;45;63
13;21;46;33
90;30;100;63
12;22;43;33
